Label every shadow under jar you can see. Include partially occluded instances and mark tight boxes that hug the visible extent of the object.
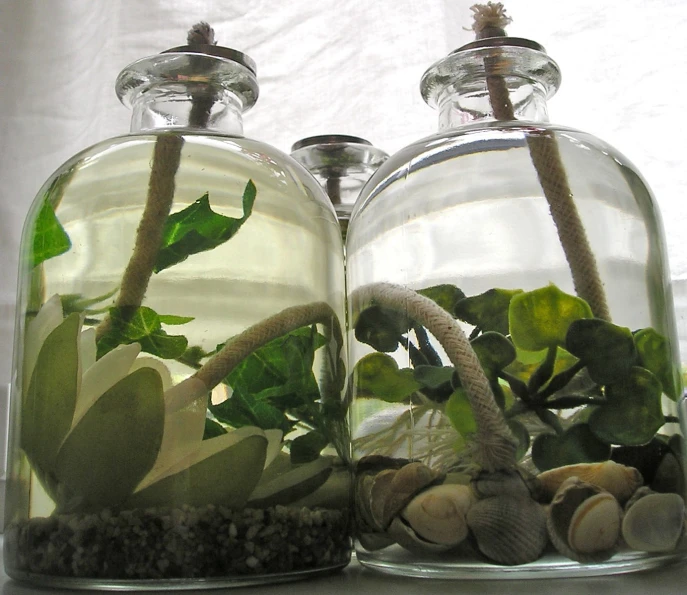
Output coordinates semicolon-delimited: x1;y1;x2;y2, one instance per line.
4;41;350;589
346;35;686;579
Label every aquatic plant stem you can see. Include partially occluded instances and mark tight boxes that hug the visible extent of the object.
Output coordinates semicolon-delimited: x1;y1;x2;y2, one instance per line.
471;3;610;321
193;302;343;391
95;133;184;340
352;282;517;472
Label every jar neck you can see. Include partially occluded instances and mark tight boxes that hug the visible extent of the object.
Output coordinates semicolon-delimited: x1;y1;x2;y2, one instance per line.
421;39;561;131
437;77;550;130
129;83;244;135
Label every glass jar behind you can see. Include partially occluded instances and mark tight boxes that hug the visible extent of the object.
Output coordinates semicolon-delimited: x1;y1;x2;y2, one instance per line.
346;5;685;579
4;25;350;589
291;135;388;240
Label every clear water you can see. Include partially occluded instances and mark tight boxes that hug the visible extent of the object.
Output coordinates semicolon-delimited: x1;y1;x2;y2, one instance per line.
346;122;685;576
5;132;350;586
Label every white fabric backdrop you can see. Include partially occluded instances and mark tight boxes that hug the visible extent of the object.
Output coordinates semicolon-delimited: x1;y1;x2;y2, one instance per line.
1;0;686;387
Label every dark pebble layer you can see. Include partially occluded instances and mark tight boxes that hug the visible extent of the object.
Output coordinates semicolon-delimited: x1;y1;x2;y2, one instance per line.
5;504;351;580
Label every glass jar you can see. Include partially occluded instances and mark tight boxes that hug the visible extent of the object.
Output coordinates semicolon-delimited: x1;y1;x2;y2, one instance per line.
4;41;350;588
291;135;388;240
346;35;685;578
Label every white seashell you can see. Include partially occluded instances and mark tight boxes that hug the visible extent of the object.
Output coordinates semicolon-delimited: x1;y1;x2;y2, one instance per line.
567;492;621;554
387;516;457;554
547;477;621;563
401;484;475;546
536;461;643;503
622;492;686;552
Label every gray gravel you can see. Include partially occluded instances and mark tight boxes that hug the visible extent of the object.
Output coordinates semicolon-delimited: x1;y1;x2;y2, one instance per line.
5;504;351;580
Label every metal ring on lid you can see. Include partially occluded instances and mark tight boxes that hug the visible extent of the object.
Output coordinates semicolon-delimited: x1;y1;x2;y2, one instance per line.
291;135;373;153
162;44;257;76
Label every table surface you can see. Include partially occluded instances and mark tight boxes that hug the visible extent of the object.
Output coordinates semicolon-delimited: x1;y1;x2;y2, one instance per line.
2;538;687;595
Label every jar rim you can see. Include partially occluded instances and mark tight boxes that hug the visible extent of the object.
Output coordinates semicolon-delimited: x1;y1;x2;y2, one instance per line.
420;38;562;109
115;50;259;111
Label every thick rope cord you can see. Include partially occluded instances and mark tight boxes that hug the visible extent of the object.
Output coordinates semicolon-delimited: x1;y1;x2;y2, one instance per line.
471;3;610;320
351;282;517;472
193;302;343;391
95;133;183;339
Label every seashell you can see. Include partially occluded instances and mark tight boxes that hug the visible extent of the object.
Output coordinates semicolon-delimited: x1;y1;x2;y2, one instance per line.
567;492;621;554
466;495;548;565
650;452;685;495
622;492;686;552
471;469;531;499
547;477;621;563
400;484;475;547
380;462;444;528
357;531;395;552
387;516;457;554
535;461;643;504
368;469;398;530
355;473;378;531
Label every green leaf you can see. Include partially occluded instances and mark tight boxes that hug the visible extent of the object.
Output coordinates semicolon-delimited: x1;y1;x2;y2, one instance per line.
354;353;420;402
455;288;523;335
354;305;411;352
470;331;516;376
509;285;593;351
53;367;165;511
30;199;72;268
211;390;292;433
203;418;228;440
154;181;256;272
158;314;195;325
589;367;665;446
418;284;466;315
507;419;530;462
532;423;611;472
127;427;268;510
413;365;456;390
22;313;81;473
247;455;333;508
445;388;477;437
566;319;636;385
96;306;189;359
290;431;329;464
634;328;679;401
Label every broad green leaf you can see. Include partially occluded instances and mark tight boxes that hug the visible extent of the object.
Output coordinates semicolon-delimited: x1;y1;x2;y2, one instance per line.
471;331;516;376
418;284;466;315
634;328;679;401
127;427;267;510
290;431;329;464
566;319;636;385
445;388;477;437
509;285;593;351
203;418;228;439
226;325;325;404
354;305;411;352
532;424;611;472
154;181;256;272
353;353;420;402
211;389;292;433
30;199;71;268
589;367;664;446
247;455;333;508
455;288;523;335
413;365;455;390
22;313;80;473
53;367;165;511
96;306;189;359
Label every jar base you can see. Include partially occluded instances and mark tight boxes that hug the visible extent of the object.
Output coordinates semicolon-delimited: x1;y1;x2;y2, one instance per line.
5;563;348;591
356;544;687;580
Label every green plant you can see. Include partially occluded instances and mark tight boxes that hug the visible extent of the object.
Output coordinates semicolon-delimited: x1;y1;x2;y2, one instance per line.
353;283;680;473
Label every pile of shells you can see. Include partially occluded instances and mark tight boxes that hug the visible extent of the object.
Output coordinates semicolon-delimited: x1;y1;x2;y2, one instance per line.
355;457;687;566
